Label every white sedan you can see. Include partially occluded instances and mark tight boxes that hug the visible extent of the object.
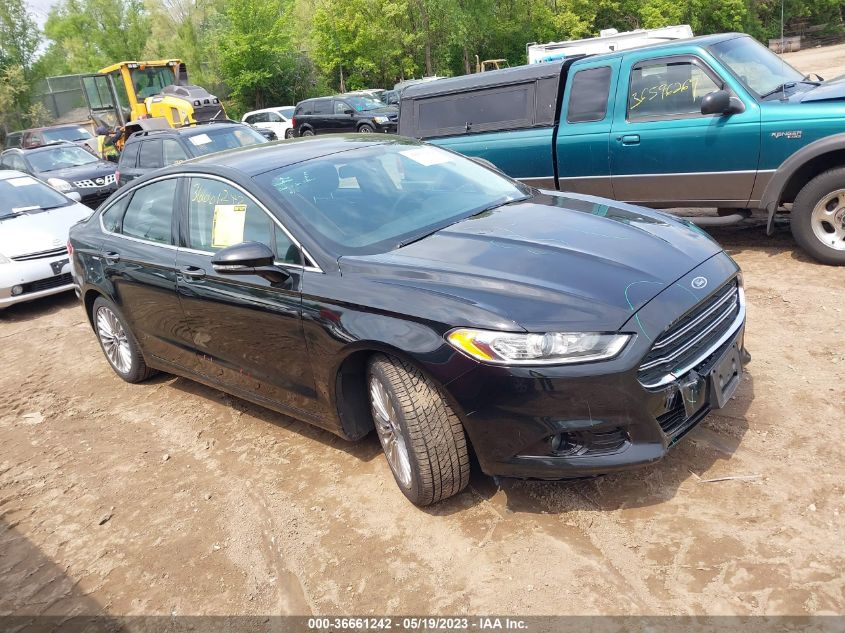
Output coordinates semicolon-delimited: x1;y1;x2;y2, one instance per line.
242;106;295;139
0;170;92;309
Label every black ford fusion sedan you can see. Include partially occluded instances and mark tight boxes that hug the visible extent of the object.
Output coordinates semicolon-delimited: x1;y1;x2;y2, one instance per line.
69;135;748;506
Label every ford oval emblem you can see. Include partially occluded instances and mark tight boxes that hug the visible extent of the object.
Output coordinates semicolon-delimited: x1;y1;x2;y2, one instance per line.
691;276;708;290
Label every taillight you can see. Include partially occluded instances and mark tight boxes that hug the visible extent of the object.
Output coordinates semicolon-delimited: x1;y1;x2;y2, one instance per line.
67;240;74;257
291;117;296;128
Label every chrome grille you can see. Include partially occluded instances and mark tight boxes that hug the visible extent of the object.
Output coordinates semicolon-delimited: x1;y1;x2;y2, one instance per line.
11;247;68;261
638;279;743;388
72;174;116;188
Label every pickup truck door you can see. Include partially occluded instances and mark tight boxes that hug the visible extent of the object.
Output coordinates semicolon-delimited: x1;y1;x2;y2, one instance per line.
556;58;620;197
609;52;761;207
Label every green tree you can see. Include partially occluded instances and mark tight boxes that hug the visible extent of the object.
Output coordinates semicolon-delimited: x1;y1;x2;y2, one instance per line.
0;0;40;71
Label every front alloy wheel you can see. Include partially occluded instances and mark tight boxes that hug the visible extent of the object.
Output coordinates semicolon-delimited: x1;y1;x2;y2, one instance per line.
367;354;470;505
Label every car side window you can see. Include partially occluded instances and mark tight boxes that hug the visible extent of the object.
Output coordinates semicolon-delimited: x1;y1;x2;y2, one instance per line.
628;58;722;120
267;112;282;122
138;139;163;169
187;177;302;264
334;101;349;114
120;178;178;244
101;194;132;232
10;154;28;172
567;66;612;123
162;139;188;165
244;114;256;124
313;99;332;115
120;141;140;168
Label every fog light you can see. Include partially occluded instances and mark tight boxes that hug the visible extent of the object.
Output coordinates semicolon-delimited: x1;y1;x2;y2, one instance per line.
11;285;23;296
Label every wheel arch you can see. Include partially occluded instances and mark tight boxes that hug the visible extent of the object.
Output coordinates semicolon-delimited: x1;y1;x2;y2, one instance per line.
762;133;845;232
83;287;105;328
332;343;473;444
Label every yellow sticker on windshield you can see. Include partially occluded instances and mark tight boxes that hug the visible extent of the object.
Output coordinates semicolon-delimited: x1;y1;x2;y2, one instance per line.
211;204;247;248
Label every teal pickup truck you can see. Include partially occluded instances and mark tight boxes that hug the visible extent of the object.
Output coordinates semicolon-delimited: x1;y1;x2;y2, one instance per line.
398;33;845;264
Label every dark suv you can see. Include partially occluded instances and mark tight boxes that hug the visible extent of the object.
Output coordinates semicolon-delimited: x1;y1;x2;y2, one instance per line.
117;122;267;186
292;95;398;137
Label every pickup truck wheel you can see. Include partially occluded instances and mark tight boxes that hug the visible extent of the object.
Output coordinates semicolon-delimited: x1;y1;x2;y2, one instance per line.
358;124;374;133
791;168;845;265
367;354;470;506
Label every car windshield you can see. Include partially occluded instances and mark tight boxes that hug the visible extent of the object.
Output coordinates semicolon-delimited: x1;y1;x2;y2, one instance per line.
0;176;71;218
255;141;528;256
345;96;385;112
278;107;295;119
709;36;806;98
27;146;99;172
185;126;267;156
42;127;93;143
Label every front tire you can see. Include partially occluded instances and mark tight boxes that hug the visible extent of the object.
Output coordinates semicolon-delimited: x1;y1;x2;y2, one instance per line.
358;124;374;134
791;168;845;265
92;297;156;383
367;354;470;506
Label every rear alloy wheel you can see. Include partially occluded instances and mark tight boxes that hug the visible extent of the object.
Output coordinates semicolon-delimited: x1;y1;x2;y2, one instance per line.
301;128;314;137
358;124;374;134
284;128;294;139
791;168;845;265
92;297;157;383
367;354;470;505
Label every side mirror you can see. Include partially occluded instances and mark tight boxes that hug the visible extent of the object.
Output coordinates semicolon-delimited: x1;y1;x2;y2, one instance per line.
67;191;82;202
211;241;290;284
700;90;744;116
344;108;355;115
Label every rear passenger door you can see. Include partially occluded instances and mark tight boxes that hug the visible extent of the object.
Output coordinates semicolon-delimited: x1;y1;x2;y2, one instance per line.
556;60;619;197
137;139;164;176
96;177;194;368
332;99;356;133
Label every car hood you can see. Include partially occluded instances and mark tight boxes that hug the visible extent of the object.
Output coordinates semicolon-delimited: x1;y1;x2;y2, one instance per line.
0;203;91;258
339;192;723;332
797;76;845;102
36;161;117;183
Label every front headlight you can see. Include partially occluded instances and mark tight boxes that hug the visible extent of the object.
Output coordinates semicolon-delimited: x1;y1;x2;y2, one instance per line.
47;178;74;193
446;328;632;365
373;116;390;124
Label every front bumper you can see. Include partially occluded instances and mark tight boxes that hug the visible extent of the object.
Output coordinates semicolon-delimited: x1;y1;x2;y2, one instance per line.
443;255;748;479
0;255;74;308
76;185;118;209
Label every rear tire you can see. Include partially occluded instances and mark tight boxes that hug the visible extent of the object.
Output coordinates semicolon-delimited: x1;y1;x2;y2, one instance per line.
300;128;314;137
284;128;294;139
92;296;157;383
358;124;374;134
367;354;470;506
791;168;845;265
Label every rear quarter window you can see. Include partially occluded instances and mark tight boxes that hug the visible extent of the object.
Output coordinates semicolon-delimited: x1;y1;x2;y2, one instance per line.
119;141;141;168
567;66;612;123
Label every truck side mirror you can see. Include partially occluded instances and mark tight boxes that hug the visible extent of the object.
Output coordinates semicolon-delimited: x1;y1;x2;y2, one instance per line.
700;90;744;116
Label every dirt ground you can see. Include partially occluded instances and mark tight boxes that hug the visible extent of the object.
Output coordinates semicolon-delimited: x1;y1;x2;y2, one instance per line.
2;45;845;625
783;43;845;78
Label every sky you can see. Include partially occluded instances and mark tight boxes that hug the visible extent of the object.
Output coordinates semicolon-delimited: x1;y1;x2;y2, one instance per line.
26;0;59;28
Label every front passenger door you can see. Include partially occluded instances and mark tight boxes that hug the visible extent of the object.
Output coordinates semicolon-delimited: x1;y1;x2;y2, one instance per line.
332;100;356;133
174;176;316;415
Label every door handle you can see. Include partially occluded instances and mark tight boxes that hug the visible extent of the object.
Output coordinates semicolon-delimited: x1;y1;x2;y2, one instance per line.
103;251;120;264
619;134;640;145
179;266;206;279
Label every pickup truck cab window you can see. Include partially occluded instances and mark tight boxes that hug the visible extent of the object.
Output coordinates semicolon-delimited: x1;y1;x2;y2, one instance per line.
567;66;612;123
627;57;723;120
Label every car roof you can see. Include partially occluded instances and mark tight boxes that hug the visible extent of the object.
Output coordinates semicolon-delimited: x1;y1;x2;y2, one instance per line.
126;121;248;142
4;141;77;154
244;107;293;115
0;169;28;180
186;135;398;176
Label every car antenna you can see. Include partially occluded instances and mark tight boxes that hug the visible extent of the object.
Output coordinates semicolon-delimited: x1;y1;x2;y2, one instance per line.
780;0;787;100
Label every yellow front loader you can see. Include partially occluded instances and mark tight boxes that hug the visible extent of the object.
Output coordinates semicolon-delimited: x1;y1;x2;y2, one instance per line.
78;59;226;147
